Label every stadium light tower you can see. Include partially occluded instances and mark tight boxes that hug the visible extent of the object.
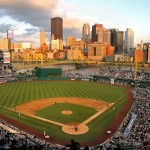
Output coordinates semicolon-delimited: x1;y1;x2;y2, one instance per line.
134;50;137;80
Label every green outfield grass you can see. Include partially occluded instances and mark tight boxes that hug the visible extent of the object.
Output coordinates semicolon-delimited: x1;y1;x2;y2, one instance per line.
0;81;129;143
36;103;97;124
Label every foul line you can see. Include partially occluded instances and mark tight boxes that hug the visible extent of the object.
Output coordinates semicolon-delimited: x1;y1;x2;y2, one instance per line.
113;89;131;103
80;103;114;126
8;108;70;128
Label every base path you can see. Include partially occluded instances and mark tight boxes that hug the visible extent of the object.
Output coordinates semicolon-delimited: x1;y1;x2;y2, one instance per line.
81;103;114;125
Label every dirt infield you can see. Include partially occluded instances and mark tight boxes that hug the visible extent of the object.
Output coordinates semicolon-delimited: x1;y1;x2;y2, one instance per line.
0;87;133;147
15;97;109;115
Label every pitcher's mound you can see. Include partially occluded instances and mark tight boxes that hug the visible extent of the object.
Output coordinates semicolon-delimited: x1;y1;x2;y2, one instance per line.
62;110;73;115
62;124;89;135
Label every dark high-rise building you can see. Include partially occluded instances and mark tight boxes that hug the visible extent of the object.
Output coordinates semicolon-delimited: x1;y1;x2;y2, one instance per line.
51;17;63;40
110;29;124;54
110;29;118;53
118;31;124;54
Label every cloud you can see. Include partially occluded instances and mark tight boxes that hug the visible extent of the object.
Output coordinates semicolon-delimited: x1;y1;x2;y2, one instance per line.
0;0;58;27
0;0;88;29
0;0;91;46
63;28;81;40
64;17;85;29
23;28;39;35
0;23;12;33
0;9;6;17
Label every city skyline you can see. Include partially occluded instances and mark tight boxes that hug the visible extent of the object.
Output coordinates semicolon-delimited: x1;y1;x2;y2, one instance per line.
0;0;150;47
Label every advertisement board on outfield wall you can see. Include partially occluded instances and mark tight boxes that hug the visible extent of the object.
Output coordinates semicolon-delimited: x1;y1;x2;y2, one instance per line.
110;78;114;84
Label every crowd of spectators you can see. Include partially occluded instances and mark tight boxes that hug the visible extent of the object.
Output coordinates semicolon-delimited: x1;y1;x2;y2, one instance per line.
62;72;90;79
0;69;16;83
0;119;65;150
1;65;150;83
97;67;150;81
61;66;150;83
100;87;150;150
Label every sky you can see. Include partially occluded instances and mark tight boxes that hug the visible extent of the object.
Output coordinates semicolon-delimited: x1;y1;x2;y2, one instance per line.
0;0;150;48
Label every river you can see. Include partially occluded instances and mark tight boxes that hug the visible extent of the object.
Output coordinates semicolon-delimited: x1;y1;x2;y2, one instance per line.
12;62;150;75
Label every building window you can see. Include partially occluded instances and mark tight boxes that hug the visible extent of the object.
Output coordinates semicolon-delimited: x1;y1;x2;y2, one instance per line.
94;47;96;56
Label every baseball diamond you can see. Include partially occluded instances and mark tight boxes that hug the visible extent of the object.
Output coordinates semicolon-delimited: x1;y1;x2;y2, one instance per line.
0;81;133;146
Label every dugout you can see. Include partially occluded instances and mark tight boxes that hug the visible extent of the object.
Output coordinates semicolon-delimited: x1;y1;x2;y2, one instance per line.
35;68;62;77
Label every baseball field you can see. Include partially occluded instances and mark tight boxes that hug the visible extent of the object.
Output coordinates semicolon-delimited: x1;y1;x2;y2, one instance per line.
0;81;132;146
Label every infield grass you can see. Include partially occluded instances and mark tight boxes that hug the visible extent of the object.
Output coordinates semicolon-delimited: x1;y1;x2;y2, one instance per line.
36;103;97;124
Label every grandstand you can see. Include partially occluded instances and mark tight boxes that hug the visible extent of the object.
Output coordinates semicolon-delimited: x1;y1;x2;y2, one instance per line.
0;119;65;149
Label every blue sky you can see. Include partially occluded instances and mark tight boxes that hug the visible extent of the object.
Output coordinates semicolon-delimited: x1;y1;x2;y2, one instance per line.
0;0;150;47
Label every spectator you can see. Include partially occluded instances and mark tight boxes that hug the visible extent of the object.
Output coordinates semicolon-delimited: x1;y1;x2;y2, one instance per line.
66;139;80;150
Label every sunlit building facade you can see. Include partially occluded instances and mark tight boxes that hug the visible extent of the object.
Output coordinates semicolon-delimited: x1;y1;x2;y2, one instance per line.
66;36;76;48
0;38;8;50
50;39;63;50
70;40;85;52
41;43;48;53
103;30;111;45
67;49;85;60
88;43;106;61
21;42;32;49
106;45;115;56
40;29;46;47
92;24;105;43
51;39;60;50
134;50;144;63
13;43;22;52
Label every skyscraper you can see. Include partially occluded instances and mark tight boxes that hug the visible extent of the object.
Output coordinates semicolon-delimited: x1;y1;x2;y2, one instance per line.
40;29;46;47
110;29;124;54
125;28;134;55
92;24;105;43
51;17;63;40
103;30;111;45
117;31;124;54
82;23;90;40
110;29;118;53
